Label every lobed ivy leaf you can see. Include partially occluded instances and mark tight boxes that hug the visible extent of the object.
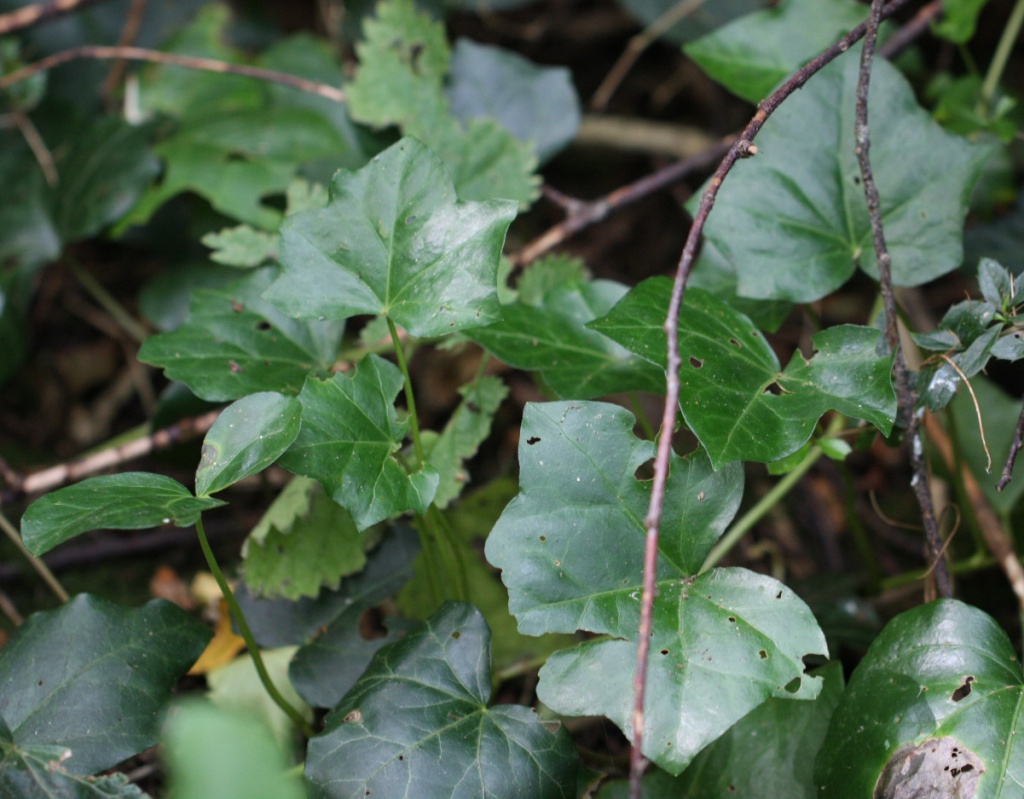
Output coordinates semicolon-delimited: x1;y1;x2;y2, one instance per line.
201;225;279;267
196;392;301;496
591;280;896;467
278;355;438;530
487;402;827;773
20;473;224;557
816;599;1024;797
138;266;345;402
468;277;665;399
0;595;210;775
693;55;992;302
305;602;579;799
265;136;517;338
684;0;867;104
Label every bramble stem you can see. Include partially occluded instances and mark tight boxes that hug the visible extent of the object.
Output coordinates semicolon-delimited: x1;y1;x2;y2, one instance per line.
195;516;314;738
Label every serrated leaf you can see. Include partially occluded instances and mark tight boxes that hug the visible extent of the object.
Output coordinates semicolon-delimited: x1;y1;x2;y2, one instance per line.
469;277;665;399
693;54;992;302
21;473;224;557
425;375;508;507
487;402;827;772
516;255;589;306
163;701;304;799
684;0;867;104
242;477;367;600
597;662;844;799
195;392;300;496
816;599;1024;797
0;595;210;775
265;136;517;337
138;266;345;402
305;602;579;799
201;225;279;267
591;280;896;466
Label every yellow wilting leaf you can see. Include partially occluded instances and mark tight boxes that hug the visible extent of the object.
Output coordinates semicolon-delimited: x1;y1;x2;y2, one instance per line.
188;599;245;675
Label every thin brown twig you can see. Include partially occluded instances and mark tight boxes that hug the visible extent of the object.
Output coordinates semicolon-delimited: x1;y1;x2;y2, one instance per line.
8;100;58;185
628;0;918;794
100;0;147;102
854;0;951;600
0;45;347;103
997;400;1024;492
878;0;943;59
0;0;105;36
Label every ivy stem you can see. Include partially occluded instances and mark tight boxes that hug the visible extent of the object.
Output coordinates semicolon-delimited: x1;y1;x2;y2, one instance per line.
386;316;425;467
0;510;69;602
700;415;843;573
194;516;314;738
980;0;1024;110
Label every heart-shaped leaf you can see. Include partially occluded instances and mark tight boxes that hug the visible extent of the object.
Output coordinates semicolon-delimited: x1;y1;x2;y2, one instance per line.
195;392;301;496
138;267;345;402
487;402;827;773
21;473;224;557
692;54;992;302
278;355;438;530
591;279;896;467
304;602;579;799
264;136;517;338
0;595;210;775
816;599;1024;797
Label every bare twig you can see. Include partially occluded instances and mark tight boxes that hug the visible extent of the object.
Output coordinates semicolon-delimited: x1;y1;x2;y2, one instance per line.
9;101;58;185
997;400;1024;492
878;0;942;59
0;45;346;103
0;509;69;602
628;1;918;794
854;0;951;599
100;0;147;102
0;0;105;36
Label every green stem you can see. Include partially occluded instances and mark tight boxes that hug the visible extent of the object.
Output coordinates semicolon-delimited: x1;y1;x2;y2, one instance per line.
386;316;425;467
880;550;993;590
414;521;445;608
981;0;1024;109
68;260;150;343
195;516;314;738
700;416;844;573
0;510;69;602
425;505;469;601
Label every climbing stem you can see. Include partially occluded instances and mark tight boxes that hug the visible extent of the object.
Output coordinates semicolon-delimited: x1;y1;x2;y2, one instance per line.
386;316;425;467
981;0;1024;109
195;516;314;738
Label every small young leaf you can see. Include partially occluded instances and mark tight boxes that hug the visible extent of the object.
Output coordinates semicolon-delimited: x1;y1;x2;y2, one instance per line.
977;257;1014;307
201;225;279;267
138;267;345;402
265;136;517;337
0;595;210;775
305;602;579;799
196;392;300;496
278;355;439;530
21;473;224;557
932;0;989;43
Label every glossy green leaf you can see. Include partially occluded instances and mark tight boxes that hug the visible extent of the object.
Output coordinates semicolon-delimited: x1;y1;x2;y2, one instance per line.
447;39;580;162
591;280;896;466
265;136;517;338
424;375;508;508
0;595;210;775
816;599;1024;797
138;267;345;402
487;402;827;773
242;477;367;600
195;392;301;496
598;662;844;799
163;701;304;799
469;277;665;399
684;0;867;103
21;473;224;557
693;55;992;302
278;355;438;530
978;258;1014;308
305;602;579;799
933;0;989;43
345;0;538;205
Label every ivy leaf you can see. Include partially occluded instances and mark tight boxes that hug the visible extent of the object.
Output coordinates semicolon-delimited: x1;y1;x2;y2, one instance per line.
591;280;896;466
201;225;279;267
0;595;210;775
305;602;579;799
21;473;224;557
138;267;345;402
487;402;827;773
196;392;301;496
242;477;367;601
265;136;517;338
816;599;1023;797
278;355;439;530
469;277;665;399
932;0;990;43
684;0;868;104
693;55;992;302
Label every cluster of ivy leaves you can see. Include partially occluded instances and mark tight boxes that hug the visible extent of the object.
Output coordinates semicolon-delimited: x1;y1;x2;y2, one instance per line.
2;0;1024;797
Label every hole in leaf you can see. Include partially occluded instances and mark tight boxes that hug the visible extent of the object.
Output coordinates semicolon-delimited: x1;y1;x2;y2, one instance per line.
527;436;541;445
751;331;761;338
660;649;669;655
358;607;387;641
256;320;271;331
450;630;461;639
775;591;783;599
539;535;547;542
951;675;975;702
758;649;768;659
634;458;655;481
875;738;983;799
784;677;801;694
727;616;736;623
763;381;783;396
689;356;704;368
729;338;741;348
